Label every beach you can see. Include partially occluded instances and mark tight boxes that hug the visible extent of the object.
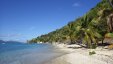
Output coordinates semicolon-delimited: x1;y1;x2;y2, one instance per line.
45;44;113;64
0;43;113;64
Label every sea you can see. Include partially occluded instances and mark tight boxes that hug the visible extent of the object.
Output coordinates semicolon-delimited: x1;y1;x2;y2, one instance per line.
0;42;65;64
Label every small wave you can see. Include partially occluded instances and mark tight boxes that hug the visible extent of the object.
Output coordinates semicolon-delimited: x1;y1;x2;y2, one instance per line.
2;43;5;44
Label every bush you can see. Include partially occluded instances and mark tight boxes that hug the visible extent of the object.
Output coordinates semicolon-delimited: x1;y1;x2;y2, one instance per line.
89;51;96;55
92;44;97;49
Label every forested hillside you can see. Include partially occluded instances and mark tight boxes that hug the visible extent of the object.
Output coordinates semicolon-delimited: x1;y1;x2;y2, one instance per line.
28;0;113;47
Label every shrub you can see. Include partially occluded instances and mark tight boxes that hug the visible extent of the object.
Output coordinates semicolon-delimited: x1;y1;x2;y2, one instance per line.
92;44;97;49
89;51;96;55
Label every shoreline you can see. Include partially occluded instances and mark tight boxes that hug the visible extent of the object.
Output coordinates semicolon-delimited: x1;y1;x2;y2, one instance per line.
45;43;113;64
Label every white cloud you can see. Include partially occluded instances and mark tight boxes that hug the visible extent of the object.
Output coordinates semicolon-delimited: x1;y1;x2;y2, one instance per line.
73;3;80;7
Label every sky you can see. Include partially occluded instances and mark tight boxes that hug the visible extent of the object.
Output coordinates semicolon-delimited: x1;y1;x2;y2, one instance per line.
0;0;101;42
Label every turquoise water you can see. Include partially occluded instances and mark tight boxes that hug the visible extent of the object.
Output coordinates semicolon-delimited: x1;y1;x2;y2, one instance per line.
0;42;64;64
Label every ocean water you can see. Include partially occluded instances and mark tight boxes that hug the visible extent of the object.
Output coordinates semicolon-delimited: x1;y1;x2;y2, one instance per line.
0;42;64;64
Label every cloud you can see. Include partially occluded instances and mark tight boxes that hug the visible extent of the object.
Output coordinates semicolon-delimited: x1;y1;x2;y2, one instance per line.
73;3;80;7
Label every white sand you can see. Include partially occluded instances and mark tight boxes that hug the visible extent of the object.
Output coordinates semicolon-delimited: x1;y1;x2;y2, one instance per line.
48;44;113;64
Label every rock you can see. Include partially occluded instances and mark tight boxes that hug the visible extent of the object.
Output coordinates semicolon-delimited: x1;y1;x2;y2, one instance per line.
104;46;108;49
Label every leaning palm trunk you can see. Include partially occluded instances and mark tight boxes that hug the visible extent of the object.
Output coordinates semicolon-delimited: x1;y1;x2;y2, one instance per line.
107;14;113;32
88;34;93;48
107;0;113;32
107;0;113;8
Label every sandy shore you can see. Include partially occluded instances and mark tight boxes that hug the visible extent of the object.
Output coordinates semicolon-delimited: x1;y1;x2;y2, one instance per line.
45;44;113;64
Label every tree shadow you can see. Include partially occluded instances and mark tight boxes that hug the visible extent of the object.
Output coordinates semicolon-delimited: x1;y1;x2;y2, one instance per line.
98;43;110;46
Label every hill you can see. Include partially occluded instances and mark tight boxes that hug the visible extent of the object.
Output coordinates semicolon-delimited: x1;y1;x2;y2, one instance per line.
28;0;113;47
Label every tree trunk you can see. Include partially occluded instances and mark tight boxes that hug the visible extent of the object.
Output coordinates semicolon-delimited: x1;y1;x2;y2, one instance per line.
101;38;104;45
107;0;113;9
107;14;113;32
88;34;93;49
107;0;113;32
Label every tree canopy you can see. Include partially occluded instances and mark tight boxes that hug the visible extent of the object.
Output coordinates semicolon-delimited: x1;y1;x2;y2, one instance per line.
28;0;113;48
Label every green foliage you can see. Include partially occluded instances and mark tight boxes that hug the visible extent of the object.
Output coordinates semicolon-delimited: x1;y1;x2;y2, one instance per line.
92;43;97;49
89;51;96;55
105;32;113;38
29;0;113;48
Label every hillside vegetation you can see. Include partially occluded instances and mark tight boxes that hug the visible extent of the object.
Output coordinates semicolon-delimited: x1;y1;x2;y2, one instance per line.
28;0;113;48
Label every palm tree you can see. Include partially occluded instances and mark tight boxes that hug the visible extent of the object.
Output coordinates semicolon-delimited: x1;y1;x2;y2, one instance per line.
80;15;102;48
107;0;113;8
82;27;102;48
107;0;113;32
67;22;76;44
107;14;113;32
